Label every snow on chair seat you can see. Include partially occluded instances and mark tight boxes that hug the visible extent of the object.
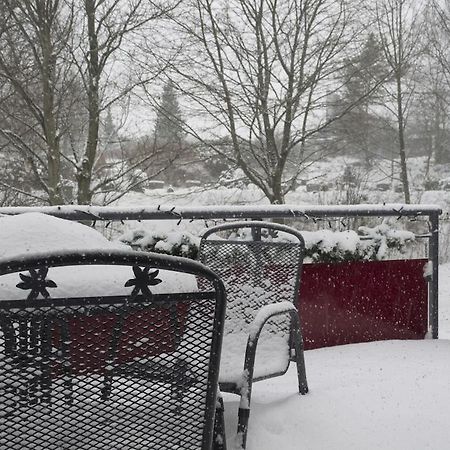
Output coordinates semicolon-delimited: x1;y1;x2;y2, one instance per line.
219;331;290;385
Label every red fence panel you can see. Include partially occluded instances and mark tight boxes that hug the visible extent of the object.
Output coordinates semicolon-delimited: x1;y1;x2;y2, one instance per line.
52;303;190;375
299;259;428;350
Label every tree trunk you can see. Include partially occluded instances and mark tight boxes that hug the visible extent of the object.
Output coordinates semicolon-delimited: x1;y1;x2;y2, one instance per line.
77;0;100;205
43;75;62;204
40;4;63;205
270;171;285;205
396;75;410;203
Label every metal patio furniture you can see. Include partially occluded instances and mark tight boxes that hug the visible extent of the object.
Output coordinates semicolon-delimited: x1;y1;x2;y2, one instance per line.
198;221;308;449
0;248;227;450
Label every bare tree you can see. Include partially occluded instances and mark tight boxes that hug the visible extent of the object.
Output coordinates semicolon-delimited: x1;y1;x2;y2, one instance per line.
69;0;180;204
412;56;450;169
424;0;450;164
428;0;450;84
0;0;75;205
159;0;361;204
374;0;425;203
0;0;181;206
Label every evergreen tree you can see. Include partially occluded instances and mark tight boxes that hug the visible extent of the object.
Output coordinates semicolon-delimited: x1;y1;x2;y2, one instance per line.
103;108;119;144
153;80;187;185
345;34;386;106
337;33;389;163
154;80;184;146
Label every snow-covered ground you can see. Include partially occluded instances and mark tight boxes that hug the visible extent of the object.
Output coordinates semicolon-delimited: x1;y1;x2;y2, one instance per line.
114;184;450;449
3;183;450;449
223;262;450;450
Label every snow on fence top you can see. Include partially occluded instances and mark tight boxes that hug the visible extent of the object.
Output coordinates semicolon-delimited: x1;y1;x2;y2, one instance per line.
0;203;442;221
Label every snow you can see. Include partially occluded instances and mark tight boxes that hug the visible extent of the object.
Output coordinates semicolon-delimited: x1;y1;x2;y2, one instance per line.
1;211;450;449
235;339;450;450
0;202;441;221
219;303;296;385
221;263;450;450
218;281;294;384
0;213;197;297
0;212;126;259
248;301;297;340
424;261;433;279
220;333;290;385
302;228;360;254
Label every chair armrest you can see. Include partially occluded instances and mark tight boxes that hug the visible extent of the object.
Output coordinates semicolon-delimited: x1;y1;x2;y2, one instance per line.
233;302;300;410
242;301;298;381
248;301;297;343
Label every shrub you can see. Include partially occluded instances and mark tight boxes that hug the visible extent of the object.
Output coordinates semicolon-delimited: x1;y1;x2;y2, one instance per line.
118;221;415;263
119;229;200;259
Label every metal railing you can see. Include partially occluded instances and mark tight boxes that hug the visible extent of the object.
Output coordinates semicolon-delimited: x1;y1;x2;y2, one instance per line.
0;202;441;338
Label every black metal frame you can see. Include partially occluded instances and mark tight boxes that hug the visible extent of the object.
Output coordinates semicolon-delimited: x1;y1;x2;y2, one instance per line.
0;249;227;450
198;221;308;449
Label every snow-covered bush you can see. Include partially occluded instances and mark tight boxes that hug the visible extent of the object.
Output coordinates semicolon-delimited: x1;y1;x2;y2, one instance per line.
302;224;415;263
119;229;200;259
358;222;416;261
119;220;415;263
302;230;368;263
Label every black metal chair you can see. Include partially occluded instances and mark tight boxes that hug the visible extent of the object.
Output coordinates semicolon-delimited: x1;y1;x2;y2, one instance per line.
198;221;308;449
0;249;227;450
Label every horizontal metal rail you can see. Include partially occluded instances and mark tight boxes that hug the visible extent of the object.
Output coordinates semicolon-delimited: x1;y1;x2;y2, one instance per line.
0;203;442;221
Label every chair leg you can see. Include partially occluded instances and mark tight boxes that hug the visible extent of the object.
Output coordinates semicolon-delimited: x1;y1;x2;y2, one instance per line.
172;358;190;413
236;373;253;450
101;364;113;400
213;395;227;450
237;406;250;449
291;313;308;395
102;313;126;400
58;317;74;404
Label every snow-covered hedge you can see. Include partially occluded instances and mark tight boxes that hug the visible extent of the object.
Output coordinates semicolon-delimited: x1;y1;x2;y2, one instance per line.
302;224;415;263
119;229;200;259
119;221;415;263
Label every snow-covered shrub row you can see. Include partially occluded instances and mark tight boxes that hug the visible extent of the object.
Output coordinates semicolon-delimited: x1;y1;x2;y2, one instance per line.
119;229;200;259
118;220;415;263
302;223;415;263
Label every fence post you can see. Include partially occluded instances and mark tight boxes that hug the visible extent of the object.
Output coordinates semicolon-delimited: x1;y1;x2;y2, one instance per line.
429;211;440;339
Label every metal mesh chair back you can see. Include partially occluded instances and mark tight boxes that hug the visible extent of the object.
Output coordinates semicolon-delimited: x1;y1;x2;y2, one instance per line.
0;249;226;450
198;221;305;381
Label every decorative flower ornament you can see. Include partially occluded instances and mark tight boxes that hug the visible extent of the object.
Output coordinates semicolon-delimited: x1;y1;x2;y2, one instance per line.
124;266;162;297
16;267;57;300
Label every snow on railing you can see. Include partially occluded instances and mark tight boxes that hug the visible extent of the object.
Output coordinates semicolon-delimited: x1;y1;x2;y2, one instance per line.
0;203;442;221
